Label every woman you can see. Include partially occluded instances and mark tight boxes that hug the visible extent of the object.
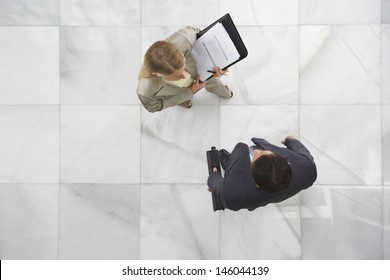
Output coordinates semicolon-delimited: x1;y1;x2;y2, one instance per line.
137;26;233;113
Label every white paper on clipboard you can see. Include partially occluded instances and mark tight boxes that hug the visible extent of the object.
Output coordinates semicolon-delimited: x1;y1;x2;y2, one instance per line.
191;23;240;81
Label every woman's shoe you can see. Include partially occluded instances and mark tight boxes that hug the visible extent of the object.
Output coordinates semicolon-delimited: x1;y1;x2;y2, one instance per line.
179;100;192;108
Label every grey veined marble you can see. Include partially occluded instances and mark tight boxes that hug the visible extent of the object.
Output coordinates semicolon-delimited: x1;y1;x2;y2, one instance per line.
0;0;59;25
0;0;388;260
60;0;140;26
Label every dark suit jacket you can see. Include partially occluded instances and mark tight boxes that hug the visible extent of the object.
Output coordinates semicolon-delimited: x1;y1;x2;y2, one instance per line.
207;138;317;211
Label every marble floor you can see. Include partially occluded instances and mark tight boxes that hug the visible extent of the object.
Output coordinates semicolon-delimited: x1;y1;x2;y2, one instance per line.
0;0;389;260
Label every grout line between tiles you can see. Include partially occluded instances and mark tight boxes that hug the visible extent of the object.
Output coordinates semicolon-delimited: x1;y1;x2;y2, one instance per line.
139;1;143;258
216;0;222;254
298;0;303;260
0;103;384;107
2;23;385;28
58;4;61;258
139;95;142;259
0;183;385;187
380;22;385;260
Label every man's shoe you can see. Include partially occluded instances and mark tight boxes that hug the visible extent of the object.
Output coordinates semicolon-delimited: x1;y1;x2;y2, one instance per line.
218;149;231;170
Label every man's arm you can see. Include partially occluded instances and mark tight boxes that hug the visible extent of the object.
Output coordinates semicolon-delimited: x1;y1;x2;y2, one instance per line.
282;136;317;186
207;170;225;210
282;136;314;160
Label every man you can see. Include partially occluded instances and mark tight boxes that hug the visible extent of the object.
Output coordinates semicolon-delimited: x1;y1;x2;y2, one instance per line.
207;136;317;211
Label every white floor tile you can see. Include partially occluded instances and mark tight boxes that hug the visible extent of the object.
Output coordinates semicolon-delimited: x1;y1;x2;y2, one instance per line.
0;0;59;25
221;26;299;105
384;0;390;23
301;186;383;259
384;187;390;259
141;0;219;27
61;27;141;105
220;195;301;259
59;184;140;259
300;0;381;24
300;105;382;185
140;185;219;259
141;105;219;184
383;105;390;185
0;184;59;259
60;106;140;184
0;27;59;105
300;25;380;104
220;0;299;25
0;106;59;183
60;0;140;26
383;25;390;104
220;105;299;152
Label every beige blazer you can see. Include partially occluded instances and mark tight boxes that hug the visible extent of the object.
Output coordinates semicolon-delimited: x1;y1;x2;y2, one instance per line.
137;26;230;113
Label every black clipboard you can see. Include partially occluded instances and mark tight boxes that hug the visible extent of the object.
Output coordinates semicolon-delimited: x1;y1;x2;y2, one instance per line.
197;13;248;77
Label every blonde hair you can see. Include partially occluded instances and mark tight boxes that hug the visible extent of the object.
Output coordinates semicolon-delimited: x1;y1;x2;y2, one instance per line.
138;40;185;79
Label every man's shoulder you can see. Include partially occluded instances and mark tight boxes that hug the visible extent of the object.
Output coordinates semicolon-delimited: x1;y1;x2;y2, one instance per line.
225;142;251;174
232;142;249;152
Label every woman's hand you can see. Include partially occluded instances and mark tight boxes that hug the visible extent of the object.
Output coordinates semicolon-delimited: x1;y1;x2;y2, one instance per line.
212;66;228;78
191;75;206;94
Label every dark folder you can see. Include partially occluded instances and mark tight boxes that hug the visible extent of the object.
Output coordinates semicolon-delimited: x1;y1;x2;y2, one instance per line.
197;13;248;75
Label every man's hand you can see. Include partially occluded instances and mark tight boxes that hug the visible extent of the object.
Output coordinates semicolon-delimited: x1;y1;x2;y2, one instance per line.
208;167;219;192
281;135;296;145
191;75;206;94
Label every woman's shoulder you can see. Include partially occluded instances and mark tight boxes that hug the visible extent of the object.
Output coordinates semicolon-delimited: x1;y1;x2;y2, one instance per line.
169;26;200;47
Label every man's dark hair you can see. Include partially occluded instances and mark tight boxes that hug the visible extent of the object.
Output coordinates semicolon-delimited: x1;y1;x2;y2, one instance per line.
251;153;292;193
